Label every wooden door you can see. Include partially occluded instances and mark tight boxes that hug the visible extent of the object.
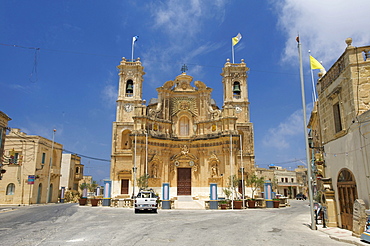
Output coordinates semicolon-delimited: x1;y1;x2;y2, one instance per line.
337;169;357;231
177;168;191;195
121;179;129;194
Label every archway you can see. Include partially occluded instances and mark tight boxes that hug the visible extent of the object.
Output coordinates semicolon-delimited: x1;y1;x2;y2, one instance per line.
48;184;53;203
337;168;358;230
37;183;42;204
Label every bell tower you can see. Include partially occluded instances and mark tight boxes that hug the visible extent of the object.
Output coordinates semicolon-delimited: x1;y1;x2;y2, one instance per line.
115;57;146;122
221;58;250;122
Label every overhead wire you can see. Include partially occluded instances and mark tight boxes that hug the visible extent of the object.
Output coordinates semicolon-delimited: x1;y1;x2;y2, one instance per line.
8;131;110;163
1;42;301;76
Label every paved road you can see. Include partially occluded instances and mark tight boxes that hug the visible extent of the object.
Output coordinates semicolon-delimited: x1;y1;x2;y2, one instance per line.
0;200;349;246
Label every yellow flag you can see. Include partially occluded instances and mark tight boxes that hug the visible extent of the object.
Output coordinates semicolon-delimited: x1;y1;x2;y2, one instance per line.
232;33;242;46
310;55;324;70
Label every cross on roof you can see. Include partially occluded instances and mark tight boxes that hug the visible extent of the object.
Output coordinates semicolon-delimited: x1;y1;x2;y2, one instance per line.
181;64;188;73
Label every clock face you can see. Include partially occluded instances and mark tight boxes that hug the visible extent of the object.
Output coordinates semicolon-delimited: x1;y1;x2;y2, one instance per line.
235;106;242;113
124;104;133;112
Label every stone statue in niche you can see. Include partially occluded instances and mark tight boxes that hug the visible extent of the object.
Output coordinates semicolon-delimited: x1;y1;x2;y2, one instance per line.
211;164;218;177
151;164;158;178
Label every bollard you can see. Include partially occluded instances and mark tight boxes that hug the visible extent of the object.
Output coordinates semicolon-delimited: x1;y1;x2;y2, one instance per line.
209;183;218;209
162;183;171;209
60;187;65;203
102;180;112;206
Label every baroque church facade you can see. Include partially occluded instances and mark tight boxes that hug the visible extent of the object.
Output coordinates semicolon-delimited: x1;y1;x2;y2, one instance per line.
110;57;255;202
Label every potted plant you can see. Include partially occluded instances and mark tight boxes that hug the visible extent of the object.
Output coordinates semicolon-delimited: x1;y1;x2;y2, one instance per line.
246;174;265;208
233;199;243;209
273;199;280;208
78;183;88;206
88;180;100;206
223;188;232;200
218;200;229;209
219;188;232;209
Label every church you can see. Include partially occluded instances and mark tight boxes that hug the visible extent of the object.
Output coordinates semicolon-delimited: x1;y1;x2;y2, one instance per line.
110;57;255;205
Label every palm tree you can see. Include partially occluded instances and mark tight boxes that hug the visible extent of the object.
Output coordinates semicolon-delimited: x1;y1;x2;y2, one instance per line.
87;180;98;197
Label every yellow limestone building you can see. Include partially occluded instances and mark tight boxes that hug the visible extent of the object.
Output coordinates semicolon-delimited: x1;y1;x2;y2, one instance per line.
110;57;255;205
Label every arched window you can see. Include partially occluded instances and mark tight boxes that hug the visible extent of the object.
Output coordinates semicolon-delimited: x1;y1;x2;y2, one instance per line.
6;183;15;195
338;168;354;182
126;80;134;97
179;116;189;136
121;130;132;149
233;81;241;98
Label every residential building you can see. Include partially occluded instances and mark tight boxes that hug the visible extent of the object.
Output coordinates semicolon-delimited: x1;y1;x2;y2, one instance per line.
110;58;255;206
0;111;11;180
256;165;307;198
310;38;370;231
60;153;84;191
0;128;62;204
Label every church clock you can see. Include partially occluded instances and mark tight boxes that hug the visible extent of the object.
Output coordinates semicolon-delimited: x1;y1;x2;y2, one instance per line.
124;104;133;112
235;106;242;113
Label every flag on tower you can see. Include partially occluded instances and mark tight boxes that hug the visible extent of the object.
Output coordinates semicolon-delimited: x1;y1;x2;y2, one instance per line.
232;33;242;46
309;55;324;70
131;35;139;61
132;35;139;43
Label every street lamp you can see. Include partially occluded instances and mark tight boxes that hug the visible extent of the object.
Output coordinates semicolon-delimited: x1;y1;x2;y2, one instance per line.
132;133;137;199
240;134;245;208
46;129;56;203
145;130;148;176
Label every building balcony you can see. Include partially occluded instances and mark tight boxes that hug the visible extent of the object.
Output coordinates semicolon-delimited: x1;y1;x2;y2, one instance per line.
75;173;83;180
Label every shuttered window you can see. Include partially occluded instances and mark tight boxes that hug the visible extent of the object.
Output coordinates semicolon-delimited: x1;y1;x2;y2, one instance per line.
333;103;342;133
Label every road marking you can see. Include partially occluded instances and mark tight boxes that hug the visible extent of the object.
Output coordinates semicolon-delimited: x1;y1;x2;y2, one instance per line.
66;238;85;242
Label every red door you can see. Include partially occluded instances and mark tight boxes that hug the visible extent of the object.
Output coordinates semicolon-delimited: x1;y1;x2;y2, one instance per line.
177;168;191;195
121;179;129;194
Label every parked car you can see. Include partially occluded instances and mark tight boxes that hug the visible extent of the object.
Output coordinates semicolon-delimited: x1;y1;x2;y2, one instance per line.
134;189;158;213
296;193;306;200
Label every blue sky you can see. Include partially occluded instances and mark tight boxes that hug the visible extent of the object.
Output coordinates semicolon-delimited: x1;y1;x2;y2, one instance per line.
1;0;370;184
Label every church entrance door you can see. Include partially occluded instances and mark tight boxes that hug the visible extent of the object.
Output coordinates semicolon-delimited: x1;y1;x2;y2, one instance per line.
177;168;191;195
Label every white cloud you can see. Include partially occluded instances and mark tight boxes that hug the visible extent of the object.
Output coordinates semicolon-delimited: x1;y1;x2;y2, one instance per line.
140;0;228;88
262;102;313;150
101;71;117;106
273;0;370;66
263;108;304;150
151;0;227;41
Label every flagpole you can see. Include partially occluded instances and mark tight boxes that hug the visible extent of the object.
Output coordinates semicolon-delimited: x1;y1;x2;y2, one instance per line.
131;37;135;61
308;51;317;102
232;43;235;64
297;37;316;230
